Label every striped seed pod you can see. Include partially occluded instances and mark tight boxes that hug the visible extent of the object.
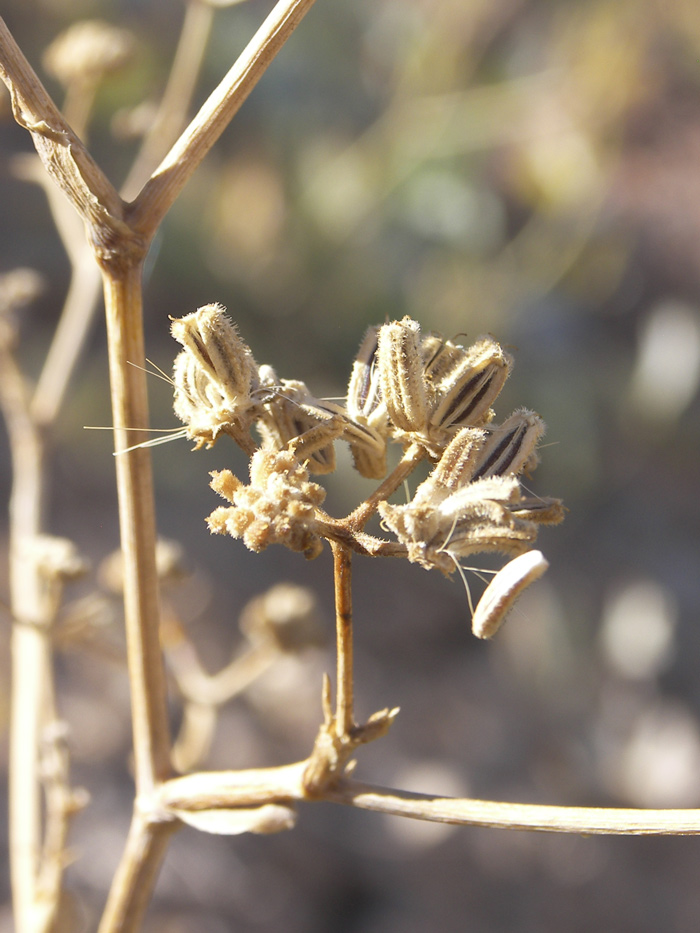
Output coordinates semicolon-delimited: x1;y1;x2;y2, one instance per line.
428;336;513;433
471;409;544;481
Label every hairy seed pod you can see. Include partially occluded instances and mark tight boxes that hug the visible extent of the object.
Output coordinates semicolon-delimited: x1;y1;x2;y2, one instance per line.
471;549;549;639
377;317;428;433
471;409;544;480
428;336;512;432
347;326;383;420
171;304;257;403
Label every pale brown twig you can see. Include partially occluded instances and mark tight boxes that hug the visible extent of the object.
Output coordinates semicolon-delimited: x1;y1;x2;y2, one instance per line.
128;0;318;239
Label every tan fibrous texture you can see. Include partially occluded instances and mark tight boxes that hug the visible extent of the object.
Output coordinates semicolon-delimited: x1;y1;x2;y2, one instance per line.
42;20;136;87
207;450;326;559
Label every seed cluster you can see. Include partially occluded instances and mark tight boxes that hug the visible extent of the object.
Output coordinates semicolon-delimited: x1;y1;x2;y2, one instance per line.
172;305;563;636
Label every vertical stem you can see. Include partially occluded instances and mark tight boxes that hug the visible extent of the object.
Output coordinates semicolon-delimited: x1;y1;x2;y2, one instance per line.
1;340;49;932
331;541;355;735
97;812;177;933
101;263;171;794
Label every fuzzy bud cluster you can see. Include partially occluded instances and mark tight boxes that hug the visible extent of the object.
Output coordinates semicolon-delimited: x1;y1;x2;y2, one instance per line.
207;450;326;560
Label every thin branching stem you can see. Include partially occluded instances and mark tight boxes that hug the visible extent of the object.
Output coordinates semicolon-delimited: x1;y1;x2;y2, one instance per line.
344;442;425;531
128;0;318;238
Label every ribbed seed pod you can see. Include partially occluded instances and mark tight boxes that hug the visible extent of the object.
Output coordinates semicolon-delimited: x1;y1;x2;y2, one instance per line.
171;304;257;404
428;336;512;432
471;409;544;480
377;317;428;433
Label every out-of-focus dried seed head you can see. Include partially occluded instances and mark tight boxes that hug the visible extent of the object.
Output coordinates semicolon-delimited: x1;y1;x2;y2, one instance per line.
0;268;44;348
239;583;325;652
43;20;136;87
32;535;88;582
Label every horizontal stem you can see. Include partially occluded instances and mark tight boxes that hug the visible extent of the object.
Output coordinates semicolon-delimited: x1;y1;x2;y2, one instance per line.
327;781;700;836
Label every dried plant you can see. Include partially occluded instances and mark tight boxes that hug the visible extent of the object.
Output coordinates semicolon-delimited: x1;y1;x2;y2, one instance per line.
2;4;700;933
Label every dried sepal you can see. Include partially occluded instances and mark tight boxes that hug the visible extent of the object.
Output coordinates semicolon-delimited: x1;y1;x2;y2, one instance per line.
207;451;326;559
377;316;428;434
471;549;549;639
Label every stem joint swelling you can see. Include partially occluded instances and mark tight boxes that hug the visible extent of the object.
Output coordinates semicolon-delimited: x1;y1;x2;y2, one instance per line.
302;675;399;798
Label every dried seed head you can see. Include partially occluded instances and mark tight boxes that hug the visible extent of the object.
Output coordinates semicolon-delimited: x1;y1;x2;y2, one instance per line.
379;474;539;575
171;305;259;450
207;451;326;560
43;20;136;87
171;305;256;398
377;316;428;434
471;550;549;639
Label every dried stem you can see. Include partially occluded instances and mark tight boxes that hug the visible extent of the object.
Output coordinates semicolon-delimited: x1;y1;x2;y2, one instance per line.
344;442;425;531
97;810;178;933
102;265;171;793
326;781;700;836
0;336;54;932
128;0;318;238
120;0;216;201
331;541;355;735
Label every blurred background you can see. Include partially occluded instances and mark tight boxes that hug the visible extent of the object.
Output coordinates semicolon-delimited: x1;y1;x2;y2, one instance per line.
2;0;700;930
